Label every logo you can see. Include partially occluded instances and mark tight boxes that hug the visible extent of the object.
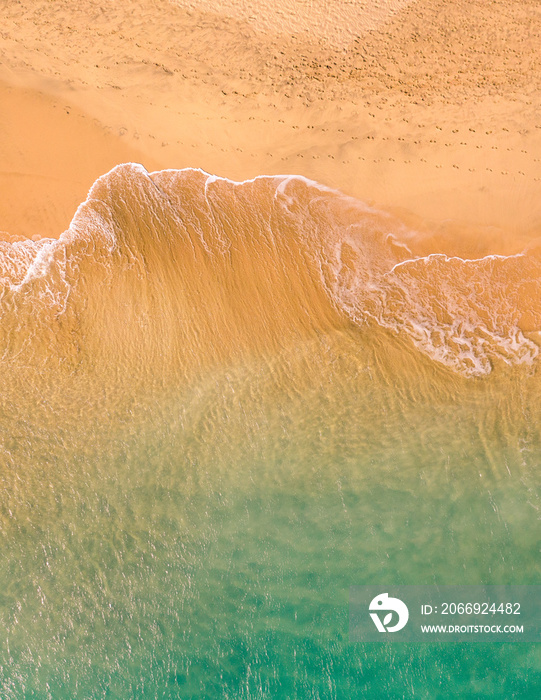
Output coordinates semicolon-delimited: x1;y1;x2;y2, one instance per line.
369;593;409;632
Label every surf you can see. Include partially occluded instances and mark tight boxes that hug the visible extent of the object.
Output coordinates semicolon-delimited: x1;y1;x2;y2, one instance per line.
0;163;539;378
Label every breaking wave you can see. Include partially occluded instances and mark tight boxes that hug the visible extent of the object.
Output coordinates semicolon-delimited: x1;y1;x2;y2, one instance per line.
1;163;539;376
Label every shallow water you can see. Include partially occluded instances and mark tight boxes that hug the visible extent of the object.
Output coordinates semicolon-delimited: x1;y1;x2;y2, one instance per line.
0;166;539;697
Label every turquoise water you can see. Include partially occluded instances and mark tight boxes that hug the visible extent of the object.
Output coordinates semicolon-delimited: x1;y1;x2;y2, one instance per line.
1;329;540;698
0;168;540;697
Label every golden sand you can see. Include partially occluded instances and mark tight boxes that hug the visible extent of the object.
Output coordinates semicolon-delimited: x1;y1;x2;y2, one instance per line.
0;7;539;698
0;0;539;242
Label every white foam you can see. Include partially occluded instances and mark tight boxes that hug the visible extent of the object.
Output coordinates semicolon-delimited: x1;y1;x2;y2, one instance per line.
2;162;538;377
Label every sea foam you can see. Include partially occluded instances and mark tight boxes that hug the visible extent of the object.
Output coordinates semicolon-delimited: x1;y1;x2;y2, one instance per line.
0;163;539;376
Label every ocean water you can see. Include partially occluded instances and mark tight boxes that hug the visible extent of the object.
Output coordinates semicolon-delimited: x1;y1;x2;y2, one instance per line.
0;165;539;698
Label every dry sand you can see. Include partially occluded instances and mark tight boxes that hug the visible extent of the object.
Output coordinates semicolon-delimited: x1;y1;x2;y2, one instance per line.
0;0;539;246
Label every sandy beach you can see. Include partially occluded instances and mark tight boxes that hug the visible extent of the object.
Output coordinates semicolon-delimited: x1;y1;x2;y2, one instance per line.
0;0;539;245
1;3;541;697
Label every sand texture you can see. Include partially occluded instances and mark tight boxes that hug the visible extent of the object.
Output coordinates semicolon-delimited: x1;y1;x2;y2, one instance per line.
0;7;540;696
0;0;539;240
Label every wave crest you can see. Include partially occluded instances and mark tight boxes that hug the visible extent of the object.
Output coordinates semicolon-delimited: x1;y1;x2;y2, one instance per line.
0;163;539;376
